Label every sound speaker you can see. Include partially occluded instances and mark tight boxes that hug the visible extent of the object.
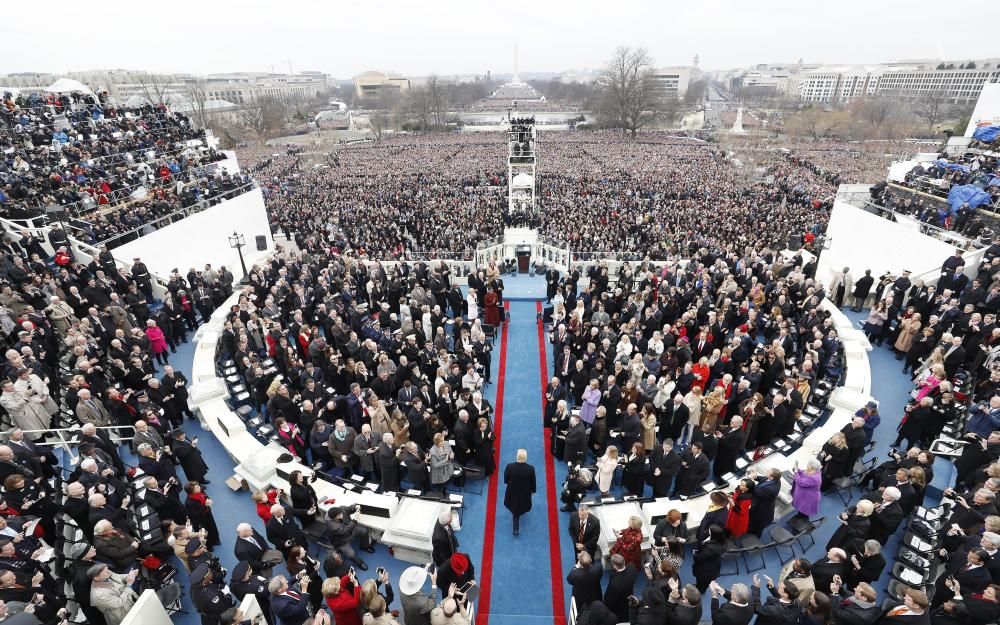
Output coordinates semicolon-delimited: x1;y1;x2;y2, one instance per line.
787;234;802;251
255;235;267;251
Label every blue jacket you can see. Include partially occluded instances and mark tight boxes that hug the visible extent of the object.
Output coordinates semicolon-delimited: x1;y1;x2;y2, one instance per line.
967;405;1000;438
855;408;880;444
271;589;310;625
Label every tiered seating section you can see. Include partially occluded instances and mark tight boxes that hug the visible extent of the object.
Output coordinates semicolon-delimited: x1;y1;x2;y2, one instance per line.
0;90;252;247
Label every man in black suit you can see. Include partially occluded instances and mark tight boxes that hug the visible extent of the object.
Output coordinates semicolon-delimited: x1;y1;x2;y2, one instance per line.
566;551;603;610
602;554;637;622
377;433;401;492
944;335;968;377
665;581;702;625
848;540;887;586
880;588;931;625
749;468;782;537
265;506;306;558
810;549;847;599
709;581;754;625
750;574;801;625
867;486;904;544
932;549;994;608
602;376;623;428
664;393;690;442
233;522;273;577
141;476;187;525
568;504;601;560
841;417;868;477
545;266;560;303
431;510;459;566
713;416;744;481
831;581;881;625
675;442;711;496
650;438;680;497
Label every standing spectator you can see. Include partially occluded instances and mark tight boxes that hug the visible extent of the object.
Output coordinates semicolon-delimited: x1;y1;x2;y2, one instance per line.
726;479;754;539
792;460;823;522
566;551;603;610
819;432;850;490
693;525;726;594
708;580;754;625
88;564;138;625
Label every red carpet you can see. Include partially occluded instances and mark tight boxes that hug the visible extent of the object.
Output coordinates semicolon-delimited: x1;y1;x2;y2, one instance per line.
475;301;509;625
537;300;567;625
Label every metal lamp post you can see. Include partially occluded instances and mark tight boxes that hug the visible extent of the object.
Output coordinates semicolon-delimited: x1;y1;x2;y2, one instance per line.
228;231;249;284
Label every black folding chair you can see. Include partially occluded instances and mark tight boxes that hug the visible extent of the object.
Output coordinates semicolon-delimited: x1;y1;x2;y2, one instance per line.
769;526;797;564
739;534;768;573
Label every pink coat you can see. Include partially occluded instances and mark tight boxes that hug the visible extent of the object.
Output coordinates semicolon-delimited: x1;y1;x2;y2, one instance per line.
146;326;169;354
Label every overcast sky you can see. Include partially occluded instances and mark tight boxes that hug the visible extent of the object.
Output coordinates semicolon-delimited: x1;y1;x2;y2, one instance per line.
1;1;994;78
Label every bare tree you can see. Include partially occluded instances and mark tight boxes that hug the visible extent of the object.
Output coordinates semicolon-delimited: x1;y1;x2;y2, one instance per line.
660;96;681;126
854;97;898;131
597;46;658;136
407;87;432;130
136;72;176;106
370;109;386;140
786;108;845;141
239;95;286;141
427;75;447;128
184;80;210;128
913;90;954;132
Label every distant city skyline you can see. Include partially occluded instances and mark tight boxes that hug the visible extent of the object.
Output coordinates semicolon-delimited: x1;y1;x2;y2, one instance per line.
0;0;992;79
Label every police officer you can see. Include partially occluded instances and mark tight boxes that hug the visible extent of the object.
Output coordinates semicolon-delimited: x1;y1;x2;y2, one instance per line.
187;538;227;581
191;563;236;625
230;561;273;625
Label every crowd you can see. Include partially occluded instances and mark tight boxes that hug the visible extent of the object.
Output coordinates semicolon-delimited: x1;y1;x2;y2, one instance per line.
548;240;1000;625
0;89;251;248
876;150;1000;236
250;131;835;262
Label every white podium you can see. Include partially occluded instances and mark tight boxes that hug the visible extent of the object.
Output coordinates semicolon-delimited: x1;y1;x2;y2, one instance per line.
380;498;453;564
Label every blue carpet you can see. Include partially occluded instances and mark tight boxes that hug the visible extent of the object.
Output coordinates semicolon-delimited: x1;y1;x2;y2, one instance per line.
488;301;560;625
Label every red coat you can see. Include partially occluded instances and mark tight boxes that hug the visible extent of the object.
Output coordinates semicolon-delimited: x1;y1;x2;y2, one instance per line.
256;489;279;523
485;291;501;326
146;325;168;354
691;364;710;392
325;575;362;625
609;527;643;569
725;492;752;538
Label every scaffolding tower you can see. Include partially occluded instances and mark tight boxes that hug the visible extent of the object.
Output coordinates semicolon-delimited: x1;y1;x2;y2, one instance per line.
507;113;537;216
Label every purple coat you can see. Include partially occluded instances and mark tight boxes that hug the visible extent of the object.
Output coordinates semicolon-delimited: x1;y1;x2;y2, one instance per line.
792;469;822;517
580;387;601;425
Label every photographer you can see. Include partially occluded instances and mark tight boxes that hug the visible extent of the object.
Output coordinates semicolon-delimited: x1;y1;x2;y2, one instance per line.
560;466;593;512
324;505;375;571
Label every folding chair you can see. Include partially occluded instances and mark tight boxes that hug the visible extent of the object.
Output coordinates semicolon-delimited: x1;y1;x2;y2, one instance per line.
461;465;486;495
721;541;742;576
739;534;768;573
769;526;797;564
788;516;825;552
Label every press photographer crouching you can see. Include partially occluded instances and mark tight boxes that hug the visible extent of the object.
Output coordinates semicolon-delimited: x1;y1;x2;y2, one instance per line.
560;466;593;512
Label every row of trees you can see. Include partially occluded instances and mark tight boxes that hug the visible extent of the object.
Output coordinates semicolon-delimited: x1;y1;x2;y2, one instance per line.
783;92;974;142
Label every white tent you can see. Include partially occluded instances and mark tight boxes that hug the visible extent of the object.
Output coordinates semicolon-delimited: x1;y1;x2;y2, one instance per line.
512;172;534;187
45;78;93;94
